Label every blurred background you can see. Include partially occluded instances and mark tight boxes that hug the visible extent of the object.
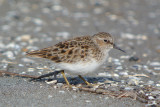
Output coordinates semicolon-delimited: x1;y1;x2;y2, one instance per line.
0;0;160;106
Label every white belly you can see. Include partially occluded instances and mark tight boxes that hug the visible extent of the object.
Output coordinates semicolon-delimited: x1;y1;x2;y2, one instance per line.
57;60;103;75
56;50;110;75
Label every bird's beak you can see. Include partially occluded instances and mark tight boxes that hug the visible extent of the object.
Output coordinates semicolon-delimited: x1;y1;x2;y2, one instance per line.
113;44;126;53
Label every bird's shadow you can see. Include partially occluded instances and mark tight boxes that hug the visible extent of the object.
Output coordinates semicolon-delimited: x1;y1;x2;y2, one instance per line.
30;71;120;85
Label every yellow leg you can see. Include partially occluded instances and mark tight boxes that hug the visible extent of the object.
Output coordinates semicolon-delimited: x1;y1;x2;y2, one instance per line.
61;70;71;87
78;75;92;86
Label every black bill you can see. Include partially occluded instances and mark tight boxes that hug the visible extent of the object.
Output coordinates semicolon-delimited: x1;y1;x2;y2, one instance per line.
113;44;126;53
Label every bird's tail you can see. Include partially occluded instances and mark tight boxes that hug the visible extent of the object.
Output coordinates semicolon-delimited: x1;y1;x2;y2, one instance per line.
26;50;46;58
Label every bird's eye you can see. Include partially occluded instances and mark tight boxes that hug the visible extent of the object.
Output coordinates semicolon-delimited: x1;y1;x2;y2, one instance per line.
104;40;108;42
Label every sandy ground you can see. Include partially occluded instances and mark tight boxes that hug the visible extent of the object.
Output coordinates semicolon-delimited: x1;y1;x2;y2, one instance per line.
0;0;160;107
0;77;144;107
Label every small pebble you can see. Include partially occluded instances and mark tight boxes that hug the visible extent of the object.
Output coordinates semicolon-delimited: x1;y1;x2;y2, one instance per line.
2;25;10;31
36;67;45;70
48;95;53;98
105;73;112;77
119;71;128;76
20;72;26;74
16;34;31;42
112;73;119;78
105;97;109;100
85;100;91;103
151;90;160;94
56;32;70;39
113;59;120;62
116;66;123;70
108;14;118;21
153;67;160;70
28;68;34;72
38;72;42;75
94;7;103;14
147;80;154;85
18;64;24;67
98;72;107;77
128;79;139;86
33;18;43;25
21;58;35;63
121;33;148;40
59;90;65;94
114;62;121;65
45;80;57;84
72;86;78;91
53;86;57;89
52;5;62;11
156;84;160;87
57;83;63;87
150;62;160;66
0;42;5;48
148;96;155;100
142;53;148;57
6;43;16;48
3;51;15;60
124;87;134;90
120;55;130;59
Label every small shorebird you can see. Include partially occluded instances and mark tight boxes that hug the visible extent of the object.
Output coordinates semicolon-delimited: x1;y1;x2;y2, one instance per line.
26;32;125;87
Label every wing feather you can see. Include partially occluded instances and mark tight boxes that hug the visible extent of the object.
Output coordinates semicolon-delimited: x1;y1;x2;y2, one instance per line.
26;36;97;63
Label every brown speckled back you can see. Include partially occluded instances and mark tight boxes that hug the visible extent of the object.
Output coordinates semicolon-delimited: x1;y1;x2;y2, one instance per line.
26;32;113;64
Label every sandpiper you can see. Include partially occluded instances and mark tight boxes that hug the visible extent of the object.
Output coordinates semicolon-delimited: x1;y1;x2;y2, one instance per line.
26;32;125;87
